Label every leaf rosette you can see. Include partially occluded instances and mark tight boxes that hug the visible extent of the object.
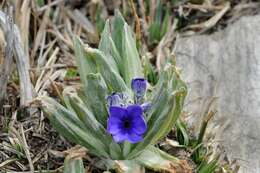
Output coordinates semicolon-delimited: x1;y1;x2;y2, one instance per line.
39;10;190;172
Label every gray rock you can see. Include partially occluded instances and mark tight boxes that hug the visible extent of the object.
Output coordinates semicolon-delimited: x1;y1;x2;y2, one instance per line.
175;15;260;173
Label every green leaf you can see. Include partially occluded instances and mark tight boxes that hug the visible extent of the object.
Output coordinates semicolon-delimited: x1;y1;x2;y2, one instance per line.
40;96;110;158
95;5;106;34
148;0;163;44
83;73;108;126
191;143;206;164
135;146;190;172
73;37;97;89
122;142;132;159
197;159;218;173
36;0;45;7
176;120;190;146
66;91;111;146
122;24;143;86
84;47;128;93
99;20;124;78
109;142;122;160
64;156;84;173
74;35;128;93
111;10;143;86
161;8;170;38
143;57;158;85
148;1;170;44
148;23;161;44
62;87;80;114
98;21;120;74
65;68;78;78
99;10;143;86
111;10;125;59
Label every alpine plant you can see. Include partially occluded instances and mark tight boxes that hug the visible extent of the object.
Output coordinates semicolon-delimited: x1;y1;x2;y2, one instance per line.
39;11;190;172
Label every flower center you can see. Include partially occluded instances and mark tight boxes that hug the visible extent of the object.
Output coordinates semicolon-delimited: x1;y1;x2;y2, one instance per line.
123;120;131;129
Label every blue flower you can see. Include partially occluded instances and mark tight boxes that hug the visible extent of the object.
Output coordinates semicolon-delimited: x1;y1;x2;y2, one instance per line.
106;92;125;107
107;105;147;143
131;78;147;103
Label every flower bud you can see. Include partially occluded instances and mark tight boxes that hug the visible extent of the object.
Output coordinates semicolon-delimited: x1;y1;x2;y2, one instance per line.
106;92;125;107
131;78;147;103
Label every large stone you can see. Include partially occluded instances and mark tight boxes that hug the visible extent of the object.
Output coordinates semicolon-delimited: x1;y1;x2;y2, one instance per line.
175;15;260;173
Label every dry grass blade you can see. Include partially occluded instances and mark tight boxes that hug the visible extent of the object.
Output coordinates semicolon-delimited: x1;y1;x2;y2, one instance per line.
182;4;224;12
32;144;48;164
37;39;57;70
13;24;34;107
0;7;14;105
65;146;87;160
9;125;34;172
39;69;66;95
48;145;88;159
137;0;147;29
65;9;98;43
20;125;34;172
0;158;18;168
233;2;260;11
0;144;27;171
8;110;17;131
148;0;156;24
0;9;34;107
198;110;216;144
229;2;260;23
49;80;63;103
188;2;231;32
115;160;145;173
15;0;31;59
70;9;96;35
129;0;141;43
35;47;59;93
48;25;73;49
163;138;184;148
37;0;63;12
31;8;50;61
156;19;176;70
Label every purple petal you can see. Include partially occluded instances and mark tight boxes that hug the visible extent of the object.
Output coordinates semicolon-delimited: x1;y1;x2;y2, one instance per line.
131;78;147;97
126;105;143;118
109;106;127;119
132;115;147;135
126;132;143;143
113;131;127;143
107;117;122;135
